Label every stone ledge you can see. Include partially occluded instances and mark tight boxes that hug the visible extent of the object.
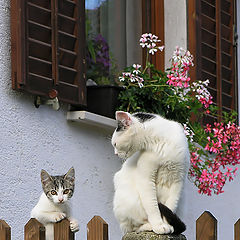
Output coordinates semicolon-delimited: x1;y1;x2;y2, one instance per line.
122;232;187;240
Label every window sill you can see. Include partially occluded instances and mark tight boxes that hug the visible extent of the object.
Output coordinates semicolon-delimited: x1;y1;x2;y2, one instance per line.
67;111;117;130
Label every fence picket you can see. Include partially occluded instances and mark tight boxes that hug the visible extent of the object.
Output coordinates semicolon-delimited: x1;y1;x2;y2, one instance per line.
54;219;74;240
196;211;217;240
24;218;45;240
0;220;11;240
87;216;108;240
234;219;240;240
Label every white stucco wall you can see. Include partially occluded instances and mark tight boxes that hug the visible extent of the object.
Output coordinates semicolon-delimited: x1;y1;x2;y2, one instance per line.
0;1;122;239
165;1;240;240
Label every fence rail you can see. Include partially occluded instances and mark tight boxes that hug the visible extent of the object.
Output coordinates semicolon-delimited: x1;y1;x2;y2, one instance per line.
0;216;108;240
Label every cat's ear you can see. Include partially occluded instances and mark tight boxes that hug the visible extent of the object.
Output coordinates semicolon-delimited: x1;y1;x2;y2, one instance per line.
64;167;75;182
115;111;133;127
41;169;52;186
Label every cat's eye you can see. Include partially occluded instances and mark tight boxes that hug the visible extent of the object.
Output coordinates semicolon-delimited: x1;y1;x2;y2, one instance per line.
51;190;57;195
63;189;70;194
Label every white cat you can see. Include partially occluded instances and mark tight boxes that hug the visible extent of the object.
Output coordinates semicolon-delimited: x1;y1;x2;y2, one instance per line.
111;111;189;235
31;167;79;240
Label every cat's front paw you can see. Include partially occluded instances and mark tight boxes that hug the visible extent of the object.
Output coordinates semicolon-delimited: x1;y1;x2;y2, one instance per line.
52;212;66;222
136;223;152;233
69;218;79;232
152;223;174;235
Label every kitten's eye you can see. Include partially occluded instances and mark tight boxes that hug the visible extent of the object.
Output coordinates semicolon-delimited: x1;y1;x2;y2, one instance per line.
51;190;57;195
63;189;70;194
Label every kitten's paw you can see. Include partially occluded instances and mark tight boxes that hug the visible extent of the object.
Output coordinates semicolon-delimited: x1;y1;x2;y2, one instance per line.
69;219;79;232
152;223;174;235
52;212;66;222
136;223;152;233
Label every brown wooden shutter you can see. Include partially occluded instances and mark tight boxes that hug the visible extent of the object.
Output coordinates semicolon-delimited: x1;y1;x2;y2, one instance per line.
11;0;86;106
188;0;237;122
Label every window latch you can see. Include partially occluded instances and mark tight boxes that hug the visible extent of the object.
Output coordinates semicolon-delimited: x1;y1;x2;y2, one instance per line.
34;89;60;111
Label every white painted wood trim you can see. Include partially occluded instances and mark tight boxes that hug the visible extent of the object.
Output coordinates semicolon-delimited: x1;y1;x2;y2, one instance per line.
67;111;117;130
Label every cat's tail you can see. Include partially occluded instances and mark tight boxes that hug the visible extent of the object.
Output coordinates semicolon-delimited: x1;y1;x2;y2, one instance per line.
158;203;186;235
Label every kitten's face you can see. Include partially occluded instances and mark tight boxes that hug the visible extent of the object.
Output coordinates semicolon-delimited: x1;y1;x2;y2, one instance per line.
41;167;75;204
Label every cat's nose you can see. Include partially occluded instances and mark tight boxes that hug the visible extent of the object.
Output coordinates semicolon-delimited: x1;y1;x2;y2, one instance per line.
58;198;63;203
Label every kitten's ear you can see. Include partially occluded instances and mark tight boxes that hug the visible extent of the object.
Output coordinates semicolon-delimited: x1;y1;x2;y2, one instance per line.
64;167;75;182
115;111;133;127
41;169;52;186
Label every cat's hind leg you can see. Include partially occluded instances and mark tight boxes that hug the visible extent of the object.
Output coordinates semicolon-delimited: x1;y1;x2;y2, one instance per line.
120;219;134;234
164;181;183;212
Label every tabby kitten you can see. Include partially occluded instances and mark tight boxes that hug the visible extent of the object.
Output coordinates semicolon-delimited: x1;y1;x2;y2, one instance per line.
31;167;79;240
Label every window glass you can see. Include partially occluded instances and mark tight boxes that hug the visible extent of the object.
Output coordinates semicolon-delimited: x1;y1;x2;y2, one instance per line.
85;0;142;85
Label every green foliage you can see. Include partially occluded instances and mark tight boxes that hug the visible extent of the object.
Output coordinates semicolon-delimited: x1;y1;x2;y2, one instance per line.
118;64;196;124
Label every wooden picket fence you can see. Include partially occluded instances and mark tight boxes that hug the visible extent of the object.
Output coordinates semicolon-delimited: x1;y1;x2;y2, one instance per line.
0;216;108;240
196;211;240;240
1;211;240;240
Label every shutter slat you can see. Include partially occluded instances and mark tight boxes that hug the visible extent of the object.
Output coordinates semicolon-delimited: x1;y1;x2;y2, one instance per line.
58;13;76;22
29;37;51;47
28;5;51;27
202;14;216;33
202;69;217;78
29;72;52;81
221;11;231;26
58;0;76;18
201;1;215;19
28;20;51;30
28;2;51;13
201;29;216;46
29;56;51;65
59;47;77;56
202;45;216;61
29;41;51;61
29;0;51;9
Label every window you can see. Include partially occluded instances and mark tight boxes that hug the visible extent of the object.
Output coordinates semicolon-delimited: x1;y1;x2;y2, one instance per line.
11;0;86;106
10;0;165;109
188;0;238;123
85;0;165;85
85;0;143;85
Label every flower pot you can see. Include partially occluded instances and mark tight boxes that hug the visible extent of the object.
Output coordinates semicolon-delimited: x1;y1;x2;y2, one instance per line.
86;85;123;119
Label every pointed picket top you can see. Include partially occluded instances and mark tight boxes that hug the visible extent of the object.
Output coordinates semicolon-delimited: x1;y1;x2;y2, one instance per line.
24;218;45;240
234;219;240;240
0;220;11;240
87;216;108;240
196;211;217;240
54;219;74;240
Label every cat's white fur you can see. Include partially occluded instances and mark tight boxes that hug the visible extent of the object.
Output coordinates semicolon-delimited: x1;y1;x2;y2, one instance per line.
31;187;79;240
112;111;189;234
